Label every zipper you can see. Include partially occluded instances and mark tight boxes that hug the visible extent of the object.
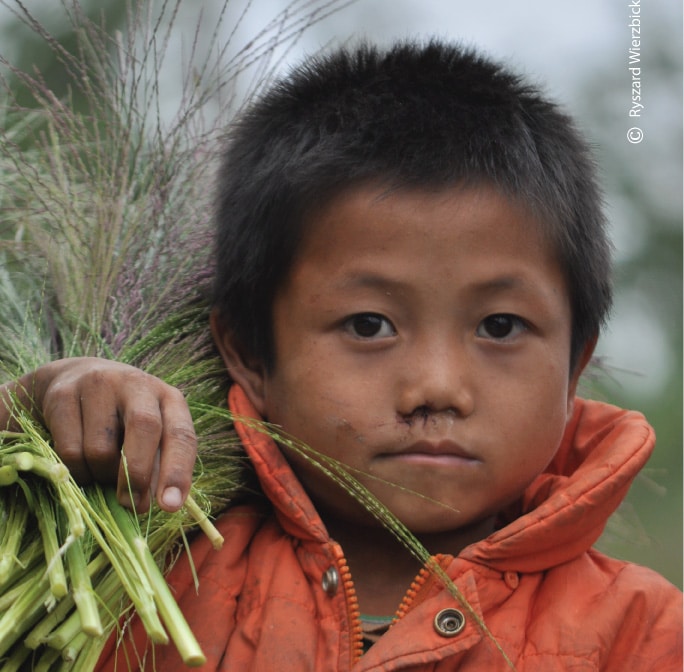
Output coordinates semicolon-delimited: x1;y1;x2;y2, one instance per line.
336;552;451;667
393;553;450;623
333;549;364;666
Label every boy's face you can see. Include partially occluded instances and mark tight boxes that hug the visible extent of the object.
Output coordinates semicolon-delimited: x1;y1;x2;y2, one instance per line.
217;184;591;535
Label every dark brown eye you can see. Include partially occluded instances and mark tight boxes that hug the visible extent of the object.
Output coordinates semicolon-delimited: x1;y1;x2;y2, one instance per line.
477;314;526;340
345;314;396;339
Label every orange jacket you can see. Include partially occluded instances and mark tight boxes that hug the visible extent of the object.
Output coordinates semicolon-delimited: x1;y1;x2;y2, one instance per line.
98;385;682;671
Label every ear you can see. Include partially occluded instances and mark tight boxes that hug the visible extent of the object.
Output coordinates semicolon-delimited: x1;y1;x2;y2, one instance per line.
566;334;598;416
210;310;268;417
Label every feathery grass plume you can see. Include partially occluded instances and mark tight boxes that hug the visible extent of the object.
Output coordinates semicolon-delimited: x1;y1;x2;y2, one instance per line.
0;1;515;669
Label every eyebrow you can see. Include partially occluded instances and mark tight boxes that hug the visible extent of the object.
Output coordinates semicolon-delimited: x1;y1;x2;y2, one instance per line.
467;274;559;302
334;273;411;293
338;273;530;293
332;268;560;313
468;276;524;293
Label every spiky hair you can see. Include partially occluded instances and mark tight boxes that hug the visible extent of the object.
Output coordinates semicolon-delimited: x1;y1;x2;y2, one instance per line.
213;40;612;371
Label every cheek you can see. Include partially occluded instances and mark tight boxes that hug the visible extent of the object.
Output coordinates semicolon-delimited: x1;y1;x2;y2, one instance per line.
264;335;325;412
498;363;571;454
263;362;350;444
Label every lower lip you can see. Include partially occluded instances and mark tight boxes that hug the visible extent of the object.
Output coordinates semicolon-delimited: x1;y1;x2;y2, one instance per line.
384;453;479;468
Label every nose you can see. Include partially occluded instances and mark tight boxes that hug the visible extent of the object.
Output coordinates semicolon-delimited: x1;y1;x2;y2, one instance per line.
396;338;474;421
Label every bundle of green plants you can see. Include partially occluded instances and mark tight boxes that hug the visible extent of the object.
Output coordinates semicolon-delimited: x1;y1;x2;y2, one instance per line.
0;1;515;670
0;1;372;669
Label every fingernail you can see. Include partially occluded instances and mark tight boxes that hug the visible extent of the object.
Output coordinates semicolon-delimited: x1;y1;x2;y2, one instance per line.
162;486;183;510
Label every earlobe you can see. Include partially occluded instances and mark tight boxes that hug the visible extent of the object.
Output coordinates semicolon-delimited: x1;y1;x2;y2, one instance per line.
209;310;268;416
566;335;598;416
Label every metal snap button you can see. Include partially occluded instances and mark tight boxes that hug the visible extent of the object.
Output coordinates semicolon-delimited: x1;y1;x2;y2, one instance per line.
321;566;339;596
433;608;466;637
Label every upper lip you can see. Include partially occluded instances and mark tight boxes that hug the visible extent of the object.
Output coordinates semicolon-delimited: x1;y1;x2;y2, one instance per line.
393;440;478;460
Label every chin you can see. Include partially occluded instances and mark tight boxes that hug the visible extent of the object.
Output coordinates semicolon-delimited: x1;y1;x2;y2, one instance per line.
390;506;467;535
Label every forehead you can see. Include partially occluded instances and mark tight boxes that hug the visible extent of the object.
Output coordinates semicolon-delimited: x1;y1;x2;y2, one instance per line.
274;183;572;331
296;182;558;268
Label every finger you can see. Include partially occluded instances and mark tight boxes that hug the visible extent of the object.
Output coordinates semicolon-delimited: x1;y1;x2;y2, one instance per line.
117;400;164;513
155;388;197;512
79;384;123;486
41;380;91;484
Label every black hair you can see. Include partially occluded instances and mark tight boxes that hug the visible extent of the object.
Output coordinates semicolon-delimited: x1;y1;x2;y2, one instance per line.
213;40;612;372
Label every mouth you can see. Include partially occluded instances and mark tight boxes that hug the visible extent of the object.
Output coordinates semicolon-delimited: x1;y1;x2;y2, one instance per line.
379;440;480;467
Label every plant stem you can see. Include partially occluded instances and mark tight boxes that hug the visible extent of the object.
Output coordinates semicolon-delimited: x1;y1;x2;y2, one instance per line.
132;537;206;666
36;489;68;598
0;556;44;613
2;451;68;483
184;494;223;550
44;607;85;651
0;465;18;485
0;640;33;672
61;628;89;662
64;535;103;637
70;488;169;645
0;490;29;584
34;644;62;672
0;533;42;593
105;488;205;665
0;570;51;659
24;592;76;649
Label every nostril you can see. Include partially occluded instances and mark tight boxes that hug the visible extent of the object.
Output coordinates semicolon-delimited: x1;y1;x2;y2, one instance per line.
399;404;462;427
417;405;431;422
400;404;433;426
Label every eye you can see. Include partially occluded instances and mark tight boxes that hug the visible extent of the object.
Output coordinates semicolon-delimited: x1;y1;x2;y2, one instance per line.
476;314;527;341
344;313;396;339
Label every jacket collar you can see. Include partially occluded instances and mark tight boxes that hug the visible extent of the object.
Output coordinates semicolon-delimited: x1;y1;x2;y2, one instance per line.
229;384;330;543
229;384;655;572
464;398;655;571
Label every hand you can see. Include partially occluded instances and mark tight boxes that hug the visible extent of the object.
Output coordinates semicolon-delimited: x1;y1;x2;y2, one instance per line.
1;357;197;513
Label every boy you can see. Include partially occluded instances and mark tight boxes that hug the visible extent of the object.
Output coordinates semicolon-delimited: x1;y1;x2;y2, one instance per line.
3;41;682;670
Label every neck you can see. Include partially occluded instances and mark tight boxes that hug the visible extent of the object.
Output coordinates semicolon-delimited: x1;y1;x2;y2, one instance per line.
319;506;495;616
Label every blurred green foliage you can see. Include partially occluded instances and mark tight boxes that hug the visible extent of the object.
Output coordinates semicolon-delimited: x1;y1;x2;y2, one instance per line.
1;1;126;111
579;19;682;587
